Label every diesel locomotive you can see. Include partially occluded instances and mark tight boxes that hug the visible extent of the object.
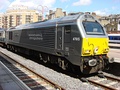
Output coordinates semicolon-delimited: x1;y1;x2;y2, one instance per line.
2;14;111;74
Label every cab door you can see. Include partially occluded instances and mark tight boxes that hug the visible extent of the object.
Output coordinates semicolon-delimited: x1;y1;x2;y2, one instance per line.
64;25;71;43
64;25;71;56
57;26;64;50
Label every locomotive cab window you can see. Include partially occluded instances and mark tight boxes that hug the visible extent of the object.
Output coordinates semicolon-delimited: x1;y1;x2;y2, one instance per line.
65;26;71;33
65;25;71;43
83;21;105;35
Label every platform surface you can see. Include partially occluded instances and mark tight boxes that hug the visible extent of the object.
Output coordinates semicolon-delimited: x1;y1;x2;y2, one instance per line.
108;48;120;63
109;43;120;48
0;60;30;90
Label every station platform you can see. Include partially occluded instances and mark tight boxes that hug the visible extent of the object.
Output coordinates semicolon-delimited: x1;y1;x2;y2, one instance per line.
0;61;31;90
108;48;120;63
109;43;120;48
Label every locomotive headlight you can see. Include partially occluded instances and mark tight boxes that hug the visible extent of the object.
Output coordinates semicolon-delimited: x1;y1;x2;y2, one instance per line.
103;48;109;53
83;49;91;54
85;50;91;53
88;59;97;67
105;48;109;52
94;47;98;54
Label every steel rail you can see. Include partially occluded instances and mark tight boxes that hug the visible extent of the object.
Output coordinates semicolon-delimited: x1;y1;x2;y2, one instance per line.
104;74;120;82
0;61;31;90
0;51;65;90
88;79;116;90
87;78;117;90
87;73;120;90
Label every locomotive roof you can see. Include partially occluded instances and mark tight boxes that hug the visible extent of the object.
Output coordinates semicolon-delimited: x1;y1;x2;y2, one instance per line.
9;13;85;30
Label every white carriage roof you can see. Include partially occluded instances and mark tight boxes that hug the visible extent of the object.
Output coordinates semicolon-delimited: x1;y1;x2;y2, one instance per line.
108;34;120;36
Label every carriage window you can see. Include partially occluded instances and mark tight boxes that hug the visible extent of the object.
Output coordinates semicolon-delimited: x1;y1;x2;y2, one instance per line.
65;25;71;43
0;33;1;36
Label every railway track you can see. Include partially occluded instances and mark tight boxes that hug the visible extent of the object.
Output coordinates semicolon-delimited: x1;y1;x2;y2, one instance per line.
0;47;120;90
0;51;65;90
87;74;120;90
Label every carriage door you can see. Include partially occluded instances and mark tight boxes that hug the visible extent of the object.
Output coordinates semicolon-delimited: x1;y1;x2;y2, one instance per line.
57;27;64;50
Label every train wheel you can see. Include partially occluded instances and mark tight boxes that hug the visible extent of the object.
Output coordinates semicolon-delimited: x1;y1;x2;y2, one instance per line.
43;59;48;63
49;55;57;64
42;53;48;63
39;53;43;60
7;45;9;49
58;58;68;70
14;47;18;53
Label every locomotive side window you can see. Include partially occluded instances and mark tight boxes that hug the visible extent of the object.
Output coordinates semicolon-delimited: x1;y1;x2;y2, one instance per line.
65;25;71;43
83;21;105;35
9;32;13;40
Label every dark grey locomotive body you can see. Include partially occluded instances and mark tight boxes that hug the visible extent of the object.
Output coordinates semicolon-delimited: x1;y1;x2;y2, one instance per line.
6;14;82;66
6;14;110;74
